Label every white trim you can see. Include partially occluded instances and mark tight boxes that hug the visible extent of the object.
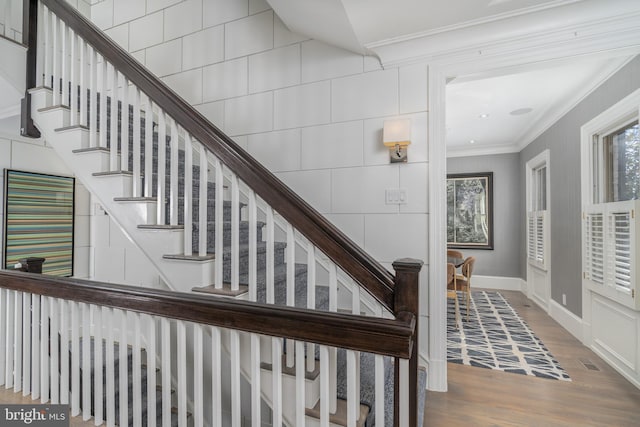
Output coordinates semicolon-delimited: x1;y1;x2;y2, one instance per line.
472;275;524;292
446;143;520;158
549;299;584;342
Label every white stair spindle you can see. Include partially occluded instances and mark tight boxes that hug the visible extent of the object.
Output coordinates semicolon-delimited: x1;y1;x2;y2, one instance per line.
132;88;141;197
110;65;119;171
286;223;295;307
105;308;115;427
295;340;305;426
306;244;316;372
14;291;22;393
375;355;385;427
210;326;221;427
40;296;49;404
231;173;240;291
183;133;193;256
119;310;129;427
93;305;104;425
42;5;50;87
50;298;59;404
51;16;59;105
146;316;157;427
99;57;107;148
347;350;357;427
248;191;257;301
214;158;223;286
161;318;171;427
178;321;187;427
89;46;97;148
193;324;204;427
144;97;153;197
198;144;208;257
120;77;130;171
352;286;361;406
157;112;167;225
30;296;40;399
60;21;68;106
22;293;31;396
79;37;87;127
169;119;179;225
329;265;338;413
71;302;80;415
35;1;44;81
230;330;241;427
266;207;275;303
69;29;77;125
399;359;409;427
0;289;5;387
271;337;283;427
5;290;14;390
250;333;261;427
320;345;330;427
81;303;90;418
133;313;142;427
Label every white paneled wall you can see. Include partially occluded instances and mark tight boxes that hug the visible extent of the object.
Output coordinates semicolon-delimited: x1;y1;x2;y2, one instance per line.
87;0;429;268
0;136;91;279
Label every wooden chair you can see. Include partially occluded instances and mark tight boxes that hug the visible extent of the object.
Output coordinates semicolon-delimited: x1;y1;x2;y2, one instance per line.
446;263;460;329
447;249;463;259
453;256;476;321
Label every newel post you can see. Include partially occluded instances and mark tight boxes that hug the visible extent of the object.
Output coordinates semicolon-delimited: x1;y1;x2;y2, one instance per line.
393;258;423;427
21;0;41;138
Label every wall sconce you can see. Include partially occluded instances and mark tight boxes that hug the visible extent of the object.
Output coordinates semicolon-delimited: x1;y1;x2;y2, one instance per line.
383;119;411;163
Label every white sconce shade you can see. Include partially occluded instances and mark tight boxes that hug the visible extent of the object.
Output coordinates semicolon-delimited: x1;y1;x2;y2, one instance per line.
383;119;411;162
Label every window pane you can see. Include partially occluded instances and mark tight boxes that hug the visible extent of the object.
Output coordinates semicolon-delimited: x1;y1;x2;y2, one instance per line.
603;121;640;202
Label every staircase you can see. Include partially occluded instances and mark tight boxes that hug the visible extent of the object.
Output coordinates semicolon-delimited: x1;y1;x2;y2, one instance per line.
2;0;426;425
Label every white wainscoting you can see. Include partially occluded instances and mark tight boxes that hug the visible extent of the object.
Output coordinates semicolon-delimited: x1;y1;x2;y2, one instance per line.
549;299;584;342
472;275;526;292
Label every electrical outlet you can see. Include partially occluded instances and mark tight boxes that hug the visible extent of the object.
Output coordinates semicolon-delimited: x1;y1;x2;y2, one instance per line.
562;294;567;306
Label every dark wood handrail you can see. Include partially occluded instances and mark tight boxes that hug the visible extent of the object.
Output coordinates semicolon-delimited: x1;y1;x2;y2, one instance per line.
0;270;413;358
38;0;395;311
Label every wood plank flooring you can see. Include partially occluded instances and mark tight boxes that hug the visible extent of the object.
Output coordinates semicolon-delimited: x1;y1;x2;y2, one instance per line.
424;290;640;427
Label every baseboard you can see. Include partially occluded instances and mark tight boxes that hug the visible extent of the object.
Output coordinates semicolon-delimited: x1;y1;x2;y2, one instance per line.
423;356;447;392
549;299;583;342
473;275;524;291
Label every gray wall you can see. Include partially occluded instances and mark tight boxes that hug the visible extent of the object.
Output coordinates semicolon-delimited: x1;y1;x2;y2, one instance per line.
447;153;522;278
519;55;640;317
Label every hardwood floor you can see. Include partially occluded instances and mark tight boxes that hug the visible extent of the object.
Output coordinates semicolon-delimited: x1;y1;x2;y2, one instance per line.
424;290;640;427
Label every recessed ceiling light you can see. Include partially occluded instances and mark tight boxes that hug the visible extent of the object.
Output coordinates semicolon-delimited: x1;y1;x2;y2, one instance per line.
469;139;476;144
510;107;533;116
478;113;490;118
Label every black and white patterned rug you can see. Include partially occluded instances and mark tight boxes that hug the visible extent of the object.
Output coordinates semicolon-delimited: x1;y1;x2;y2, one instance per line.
447;291;571;381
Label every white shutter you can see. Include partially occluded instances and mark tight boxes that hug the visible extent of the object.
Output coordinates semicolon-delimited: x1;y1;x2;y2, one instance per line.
608;211;632;292
584;212;605;284
535;213;545;264
527;213;536;261
527;211;548;269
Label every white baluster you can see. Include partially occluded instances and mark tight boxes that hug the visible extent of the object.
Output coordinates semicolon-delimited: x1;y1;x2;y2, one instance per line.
120;77;130;171
31;295;41;400
99;57;107;148
5;290;14;390
178;321;187;427
183;134;193;256
307;244;316;372
199;144;208;257
210;326;221;427
42;6;51;88
329;266;338;413
22;293;31;396
81;303;90;418
230;330;241;427
105;308;115;427
70;302;80;415
375;355;385;427
60;300;69;404
286;223;295;307
69;28;77;124
161;318;171;427
157;111;167;225
144;96;153;197
79;38;87;127
51;16;59;105
266;207;275;303
231;174;240;291
193;324;204;427
50;298;59;403
60;21;68;106
132;88;141;196
110;65;119;171
399;359;409;427
352;286;361;409
36;2;44;86
248;191;258;301
146;316;157;427
170;119;179;226
133;313;142;427
347;350;357;427
250;333;261;427
14;291;22;393
89;46;97;148
40;296;49;403
214;158;223;286
320;345;330;427
118;310;129;427
271;337;283;427
295;340;305;426
93;305;104;425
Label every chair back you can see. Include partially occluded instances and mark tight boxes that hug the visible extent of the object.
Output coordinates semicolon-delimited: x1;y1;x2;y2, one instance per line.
447;263;455;285
461;256;476;280
447;249;463;259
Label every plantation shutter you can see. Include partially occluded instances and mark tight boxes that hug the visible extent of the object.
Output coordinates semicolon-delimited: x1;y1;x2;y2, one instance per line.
584;212;605;284
527;211;547;269
608;210;632;292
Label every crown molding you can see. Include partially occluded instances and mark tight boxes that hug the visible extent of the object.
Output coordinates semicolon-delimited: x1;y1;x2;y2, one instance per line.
446;143;520;159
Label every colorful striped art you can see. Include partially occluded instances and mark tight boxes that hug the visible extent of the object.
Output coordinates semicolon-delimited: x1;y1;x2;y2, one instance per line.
3;169;75;276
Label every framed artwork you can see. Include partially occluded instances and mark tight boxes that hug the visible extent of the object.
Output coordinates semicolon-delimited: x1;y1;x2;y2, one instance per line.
3;169;75;276
447;172;494;250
